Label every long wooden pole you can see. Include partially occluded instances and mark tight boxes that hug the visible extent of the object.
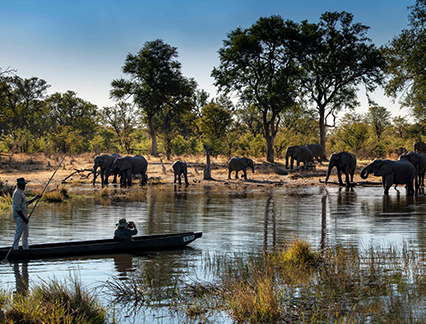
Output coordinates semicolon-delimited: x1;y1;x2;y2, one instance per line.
5;154;66;260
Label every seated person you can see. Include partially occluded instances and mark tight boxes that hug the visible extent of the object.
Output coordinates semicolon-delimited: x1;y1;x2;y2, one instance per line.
114;218;138;242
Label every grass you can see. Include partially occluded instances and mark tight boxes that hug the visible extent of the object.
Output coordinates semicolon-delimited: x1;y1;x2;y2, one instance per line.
2;275;109;324
43;186;70;202
105;238;426;323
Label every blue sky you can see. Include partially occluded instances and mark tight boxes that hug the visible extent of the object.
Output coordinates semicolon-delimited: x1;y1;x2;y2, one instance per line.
0;0;414;118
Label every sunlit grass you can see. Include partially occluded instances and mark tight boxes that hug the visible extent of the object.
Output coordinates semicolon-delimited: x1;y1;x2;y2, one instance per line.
43;186;69;203
2;275;109;324
105;239;426;323
0;193;12;211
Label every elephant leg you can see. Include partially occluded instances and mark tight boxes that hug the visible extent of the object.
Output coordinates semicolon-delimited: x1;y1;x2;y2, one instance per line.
384;176;393;195
174;173;177;183
235;171;239;179
100;170;105;187
184;173;189;186
127;170;132;187
228;170;232;180
243;169;247;179
290;157;294;170
336;168;343;186
178;173;182;185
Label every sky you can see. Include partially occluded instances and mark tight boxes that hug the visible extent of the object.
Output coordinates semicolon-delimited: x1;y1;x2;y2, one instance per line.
0;0;416;119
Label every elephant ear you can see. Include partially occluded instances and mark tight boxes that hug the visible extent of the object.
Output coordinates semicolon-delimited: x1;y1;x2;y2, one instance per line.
374;161;393;177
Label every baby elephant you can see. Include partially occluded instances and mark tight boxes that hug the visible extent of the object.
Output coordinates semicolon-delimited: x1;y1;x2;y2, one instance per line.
228;157;254;180
172;161;189;185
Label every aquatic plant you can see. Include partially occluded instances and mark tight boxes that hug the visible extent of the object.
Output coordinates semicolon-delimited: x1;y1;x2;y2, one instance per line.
2;276;108;324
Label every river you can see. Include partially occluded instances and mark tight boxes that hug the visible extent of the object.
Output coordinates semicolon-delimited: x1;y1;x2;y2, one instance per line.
1;184;426;323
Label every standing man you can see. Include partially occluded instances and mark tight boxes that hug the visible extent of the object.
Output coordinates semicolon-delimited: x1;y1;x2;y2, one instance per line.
12;177;41;250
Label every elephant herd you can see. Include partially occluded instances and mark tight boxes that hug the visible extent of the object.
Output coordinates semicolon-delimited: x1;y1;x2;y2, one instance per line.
93;154;189;188
325;150;426;196
93;142;426;196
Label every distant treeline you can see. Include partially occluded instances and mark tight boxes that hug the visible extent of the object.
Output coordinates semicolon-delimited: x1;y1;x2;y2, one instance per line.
2;3;426;161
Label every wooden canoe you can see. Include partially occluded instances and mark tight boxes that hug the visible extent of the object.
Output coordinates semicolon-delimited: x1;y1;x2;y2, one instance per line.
0;232;202;261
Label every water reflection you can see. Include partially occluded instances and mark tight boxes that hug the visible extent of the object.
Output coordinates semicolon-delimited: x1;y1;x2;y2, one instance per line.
1;185;426;322
263;188;276;251
13;262;29;295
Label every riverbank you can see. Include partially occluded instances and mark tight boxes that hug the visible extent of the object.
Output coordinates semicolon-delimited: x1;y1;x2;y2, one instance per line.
0;153;372;191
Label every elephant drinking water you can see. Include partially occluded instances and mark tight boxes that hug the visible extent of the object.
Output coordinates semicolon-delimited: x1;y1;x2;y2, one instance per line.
360;159;417;195
228;157;254;180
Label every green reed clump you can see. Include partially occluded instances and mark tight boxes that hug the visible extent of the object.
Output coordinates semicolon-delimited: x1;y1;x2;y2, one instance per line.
3;276;108;324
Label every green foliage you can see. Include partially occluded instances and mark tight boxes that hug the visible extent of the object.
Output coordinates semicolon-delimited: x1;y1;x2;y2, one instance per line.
327;113;370;157
110;39;197;156
383;1;426;122
46;125;84;154
298;11;385;149
212;15;301;162
198;101;233;156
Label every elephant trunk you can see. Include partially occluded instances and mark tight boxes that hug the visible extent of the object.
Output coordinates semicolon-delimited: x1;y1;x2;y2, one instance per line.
360;167;370;179
325;161;334;185
285;153;290;169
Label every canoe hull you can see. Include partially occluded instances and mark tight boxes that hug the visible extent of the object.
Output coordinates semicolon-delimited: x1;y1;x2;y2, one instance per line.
0;232;202;261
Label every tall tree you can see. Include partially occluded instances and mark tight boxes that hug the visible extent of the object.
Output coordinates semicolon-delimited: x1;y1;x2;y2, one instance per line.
382;0;426;121
366;106;391;139
110;39;196;156
0;75;50;135
99;102;138;153
298;11;385;152
212;15;301;163
47;91;97;138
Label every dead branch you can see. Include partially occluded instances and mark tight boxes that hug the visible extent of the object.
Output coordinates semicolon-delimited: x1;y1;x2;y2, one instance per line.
62;168;93;182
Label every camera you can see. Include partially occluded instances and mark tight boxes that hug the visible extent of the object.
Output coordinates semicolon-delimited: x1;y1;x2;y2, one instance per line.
127;221;135;229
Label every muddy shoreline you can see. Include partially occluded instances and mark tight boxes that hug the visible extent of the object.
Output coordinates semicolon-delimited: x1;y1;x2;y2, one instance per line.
0;153;379;191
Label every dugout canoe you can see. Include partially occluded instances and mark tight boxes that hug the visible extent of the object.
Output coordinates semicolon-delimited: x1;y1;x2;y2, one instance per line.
0;231;202;261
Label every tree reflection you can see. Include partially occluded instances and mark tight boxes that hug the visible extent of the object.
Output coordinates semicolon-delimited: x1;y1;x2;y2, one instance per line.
263;188;276;251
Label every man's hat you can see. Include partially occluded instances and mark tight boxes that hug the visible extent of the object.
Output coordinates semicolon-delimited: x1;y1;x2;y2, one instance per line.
16;177;27;184
117;218;128;228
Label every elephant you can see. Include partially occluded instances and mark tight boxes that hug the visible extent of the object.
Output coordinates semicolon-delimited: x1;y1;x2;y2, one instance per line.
93;153;120;187
111;155;148;188
307;144;327;164
285;145;314;170
360;159;417;195
173;161;189;185
325;152;356;187
228;157;254;180
394;147;407;156
399;151;426;187
414;141;426;153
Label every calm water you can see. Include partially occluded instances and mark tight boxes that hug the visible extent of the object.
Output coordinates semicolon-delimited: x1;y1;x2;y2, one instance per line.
1;184;426;322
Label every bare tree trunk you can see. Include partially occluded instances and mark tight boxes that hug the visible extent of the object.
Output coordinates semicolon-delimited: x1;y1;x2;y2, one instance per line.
265;136;275;163
319;107;326;156
148;118;158;156
203;144;212;180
